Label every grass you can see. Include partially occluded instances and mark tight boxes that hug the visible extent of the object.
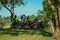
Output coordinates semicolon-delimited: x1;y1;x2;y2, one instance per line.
0;34;50;40
0;28;59;40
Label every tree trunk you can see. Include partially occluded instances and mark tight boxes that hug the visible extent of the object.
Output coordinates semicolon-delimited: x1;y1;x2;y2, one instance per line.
3;5;14;22
10;9;14;22
56;0;60;30
54;10;59;32
10;4;14;22
49;20;55;33
58;5;60;30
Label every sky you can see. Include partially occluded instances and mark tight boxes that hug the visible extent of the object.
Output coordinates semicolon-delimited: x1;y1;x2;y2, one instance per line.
0;0;43;17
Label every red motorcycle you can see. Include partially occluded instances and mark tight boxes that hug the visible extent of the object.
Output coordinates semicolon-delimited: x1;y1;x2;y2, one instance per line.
31;21;39;30
22;20;31;29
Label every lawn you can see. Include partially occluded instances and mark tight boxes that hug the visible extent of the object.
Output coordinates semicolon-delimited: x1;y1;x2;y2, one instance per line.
0;28;58;40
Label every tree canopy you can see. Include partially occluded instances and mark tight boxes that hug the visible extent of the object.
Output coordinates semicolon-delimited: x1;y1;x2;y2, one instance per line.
0;0;24;9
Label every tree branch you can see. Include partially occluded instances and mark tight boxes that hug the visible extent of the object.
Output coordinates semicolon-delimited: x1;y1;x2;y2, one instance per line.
3;5;13;14
4;5;10;11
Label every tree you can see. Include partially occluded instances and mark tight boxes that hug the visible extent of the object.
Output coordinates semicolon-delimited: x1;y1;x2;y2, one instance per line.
47;0;60;31
27;15;36;22
43;0;55;33
0;0;25;21
46;0;60;39
37;10;46;21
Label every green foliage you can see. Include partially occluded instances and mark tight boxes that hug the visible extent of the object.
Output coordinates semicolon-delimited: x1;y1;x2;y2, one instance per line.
0;0;25;10
43;0;54;20
37;10;46;21
43;0;52;14
0;0;24;6
27;15;36;22
52;0;58;6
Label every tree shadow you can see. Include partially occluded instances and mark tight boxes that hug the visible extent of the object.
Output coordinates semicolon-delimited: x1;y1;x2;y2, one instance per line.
0;28;53;37
0;28;35;36
0;28;20;36
38;29;53;37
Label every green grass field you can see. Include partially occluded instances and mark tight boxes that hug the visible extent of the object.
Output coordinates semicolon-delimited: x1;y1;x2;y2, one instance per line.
0;28;56;40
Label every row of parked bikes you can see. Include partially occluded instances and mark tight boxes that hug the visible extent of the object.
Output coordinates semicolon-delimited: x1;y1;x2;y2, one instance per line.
10;15;49;30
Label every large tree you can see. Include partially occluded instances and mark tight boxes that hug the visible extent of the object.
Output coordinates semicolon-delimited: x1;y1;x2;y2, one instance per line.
0;0;25;21
48;0;60;31
43;0;60;32
43;0;55;33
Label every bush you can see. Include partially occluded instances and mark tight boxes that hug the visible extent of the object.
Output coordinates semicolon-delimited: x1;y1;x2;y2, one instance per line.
0;18;10;27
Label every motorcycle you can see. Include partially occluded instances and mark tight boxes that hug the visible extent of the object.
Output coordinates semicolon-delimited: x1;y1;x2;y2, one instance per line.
31;21;39;30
